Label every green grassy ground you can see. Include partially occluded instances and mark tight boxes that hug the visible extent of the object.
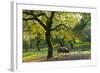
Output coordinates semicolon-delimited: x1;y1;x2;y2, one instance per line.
23;42;91;62
23;49;91;62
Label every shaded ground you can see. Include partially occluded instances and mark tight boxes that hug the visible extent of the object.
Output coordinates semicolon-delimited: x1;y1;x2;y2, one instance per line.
23;51;91;62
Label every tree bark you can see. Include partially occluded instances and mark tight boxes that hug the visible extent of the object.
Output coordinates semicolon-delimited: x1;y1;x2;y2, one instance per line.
69;41;73;49
45;12;55;59
45;31;53;59
36;37;40;51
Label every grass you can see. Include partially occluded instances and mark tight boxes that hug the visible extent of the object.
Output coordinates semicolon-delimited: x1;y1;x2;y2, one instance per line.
23;48;47;57
23;51;91;62
23;42;91;62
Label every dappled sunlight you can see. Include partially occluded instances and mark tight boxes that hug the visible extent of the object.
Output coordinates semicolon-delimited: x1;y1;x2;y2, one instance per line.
23;10;91;62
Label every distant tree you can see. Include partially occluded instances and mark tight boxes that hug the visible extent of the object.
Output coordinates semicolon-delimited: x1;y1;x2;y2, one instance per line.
73;13;91;41
31;24;45;51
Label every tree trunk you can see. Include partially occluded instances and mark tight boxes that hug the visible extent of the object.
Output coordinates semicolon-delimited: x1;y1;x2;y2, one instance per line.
36;37;40;51
29;33;32;49
56;37;64;47
69;41;73;49
45;31;53;59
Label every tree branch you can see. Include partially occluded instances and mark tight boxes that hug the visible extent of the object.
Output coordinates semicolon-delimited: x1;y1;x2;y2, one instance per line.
23;10;33;16
33;14;47;30
46;12;55;28
23;17;35;20
23;10;47;30
23;11;47;18
51;24;70;31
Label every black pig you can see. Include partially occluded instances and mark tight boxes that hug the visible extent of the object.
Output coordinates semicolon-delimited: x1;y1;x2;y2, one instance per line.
57;47;69;55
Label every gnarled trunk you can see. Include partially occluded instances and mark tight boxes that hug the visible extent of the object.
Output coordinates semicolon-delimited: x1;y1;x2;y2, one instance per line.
45;31;53;59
